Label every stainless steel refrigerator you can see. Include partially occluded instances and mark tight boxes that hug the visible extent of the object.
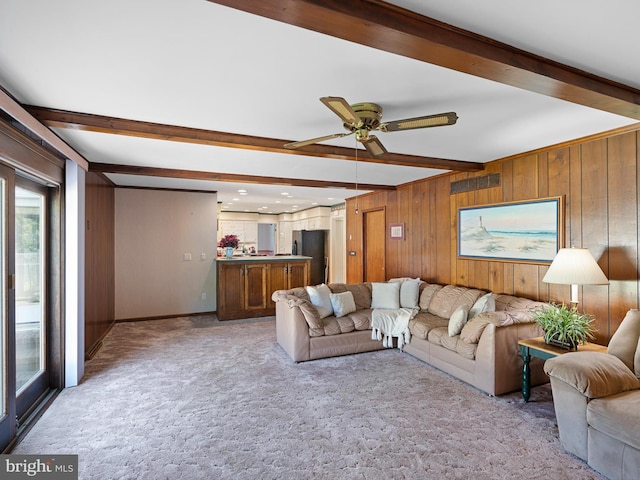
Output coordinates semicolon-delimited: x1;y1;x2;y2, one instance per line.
292;230;327;286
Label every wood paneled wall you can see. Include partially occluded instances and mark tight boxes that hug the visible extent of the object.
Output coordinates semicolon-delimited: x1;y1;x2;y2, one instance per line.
85;172;115;358
347;128;640;343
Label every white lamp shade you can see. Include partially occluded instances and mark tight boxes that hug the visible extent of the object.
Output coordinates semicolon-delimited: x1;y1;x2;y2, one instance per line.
542;248;609;285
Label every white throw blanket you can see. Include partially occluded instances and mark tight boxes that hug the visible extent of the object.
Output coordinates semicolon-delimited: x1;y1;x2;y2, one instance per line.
371;308;417;349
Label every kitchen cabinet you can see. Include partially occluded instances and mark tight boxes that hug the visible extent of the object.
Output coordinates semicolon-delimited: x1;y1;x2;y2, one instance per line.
216;257;311;320
266;260;310;308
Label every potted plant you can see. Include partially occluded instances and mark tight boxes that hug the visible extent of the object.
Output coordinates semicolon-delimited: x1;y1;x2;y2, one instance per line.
218;234;239;258
532;303;597;350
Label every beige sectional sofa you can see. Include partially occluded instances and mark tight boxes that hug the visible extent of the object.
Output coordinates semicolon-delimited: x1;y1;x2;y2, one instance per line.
544;309;640;480
272;280;549;396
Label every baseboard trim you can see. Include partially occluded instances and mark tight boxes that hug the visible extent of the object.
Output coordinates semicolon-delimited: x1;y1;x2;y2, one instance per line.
115;311;217;323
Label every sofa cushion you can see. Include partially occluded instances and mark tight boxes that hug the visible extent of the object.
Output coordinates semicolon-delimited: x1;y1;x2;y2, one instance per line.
409;312;448;340
427;326;448;346
587;391;640;450
544;352;640;399
448;305;469;337
329;291;356;318
636;336;640;378
456;340;477;360
607;309;640;373
493;294;546;312
328;283;372;310
309;314;357;337
296;300;323;330
371;282;400;309
468;292;495;320
348;310;372;331
276;295;323;330
427;285;485;319
419;284;443;311
306;284;334;319
335;315;356;334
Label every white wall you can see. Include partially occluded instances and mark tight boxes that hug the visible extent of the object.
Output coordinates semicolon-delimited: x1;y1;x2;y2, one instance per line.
115;189;217;320
65;160;85;387
329;206;346;283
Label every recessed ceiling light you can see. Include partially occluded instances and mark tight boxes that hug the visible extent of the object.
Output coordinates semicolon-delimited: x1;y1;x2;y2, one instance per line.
281;192;289;196
238;189;247;193
275;200;280;203
232;198;240;201
287;195;293;198
311;202;318;205
328;197;334;200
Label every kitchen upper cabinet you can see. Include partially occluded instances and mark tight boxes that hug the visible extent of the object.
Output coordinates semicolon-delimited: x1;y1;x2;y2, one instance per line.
218;220;258;245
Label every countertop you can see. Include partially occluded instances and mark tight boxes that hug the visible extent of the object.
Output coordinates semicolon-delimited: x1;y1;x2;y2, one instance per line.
215;255;312;262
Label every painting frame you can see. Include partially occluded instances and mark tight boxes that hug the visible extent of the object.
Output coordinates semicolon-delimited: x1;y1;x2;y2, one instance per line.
390;223;405;240
457;196;564;264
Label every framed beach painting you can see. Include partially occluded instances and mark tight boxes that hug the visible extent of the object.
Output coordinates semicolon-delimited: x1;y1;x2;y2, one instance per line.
457;196;564;264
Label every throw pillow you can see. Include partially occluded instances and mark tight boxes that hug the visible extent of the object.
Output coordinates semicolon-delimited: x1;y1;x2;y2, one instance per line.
468;292;496;320
400;279;421;309
305;284;334;319
371;282;400;309
329;291;357;318
635;336;640;377
448;305;469;337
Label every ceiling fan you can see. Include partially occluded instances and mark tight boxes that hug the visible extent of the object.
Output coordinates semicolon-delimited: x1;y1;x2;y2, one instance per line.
284;96;458;158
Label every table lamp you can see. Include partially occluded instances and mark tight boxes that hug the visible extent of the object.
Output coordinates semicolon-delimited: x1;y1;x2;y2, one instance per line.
542;247;609;309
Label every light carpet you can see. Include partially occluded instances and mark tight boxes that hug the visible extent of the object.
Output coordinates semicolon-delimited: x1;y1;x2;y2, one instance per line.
13;316;605;480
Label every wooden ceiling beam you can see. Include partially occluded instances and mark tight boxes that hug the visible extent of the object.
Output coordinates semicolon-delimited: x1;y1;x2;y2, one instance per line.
26;106;483;173
207;0;640;120
89;162;397;191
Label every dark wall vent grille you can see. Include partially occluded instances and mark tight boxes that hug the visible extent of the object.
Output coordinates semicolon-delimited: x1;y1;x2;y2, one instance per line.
450;173;500;194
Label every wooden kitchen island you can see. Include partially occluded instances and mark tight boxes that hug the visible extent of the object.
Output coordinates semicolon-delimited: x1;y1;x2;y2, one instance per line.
216;255;312;320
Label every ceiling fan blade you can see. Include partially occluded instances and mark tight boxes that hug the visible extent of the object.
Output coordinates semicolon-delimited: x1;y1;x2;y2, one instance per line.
361;135;387;157
284;132;352;149
379;112;458;132
320;96;361;127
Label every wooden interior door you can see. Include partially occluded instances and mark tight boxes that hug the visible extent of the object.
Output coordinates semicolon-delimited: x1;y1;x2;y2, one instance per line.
363;209;386;282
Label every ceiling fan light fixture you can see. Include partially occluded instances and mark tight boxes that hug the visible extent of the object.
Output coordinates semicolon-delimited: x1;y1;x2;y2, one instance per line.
284;96;457;158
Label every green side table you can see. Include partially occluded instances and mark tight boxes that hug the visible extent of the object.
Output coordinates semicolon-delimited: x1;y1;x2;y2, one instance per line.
517;336;607;402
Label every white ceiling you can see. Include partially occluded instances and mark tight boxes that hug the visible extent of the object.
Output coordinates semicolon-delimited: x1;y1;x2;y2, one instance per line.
0;0;638;213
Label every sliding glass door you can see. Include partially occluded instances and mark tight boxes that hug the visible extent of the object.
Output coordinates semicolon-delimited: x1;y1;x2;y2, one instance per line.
0;171;53;451
15;182;48;420
0;164;13;448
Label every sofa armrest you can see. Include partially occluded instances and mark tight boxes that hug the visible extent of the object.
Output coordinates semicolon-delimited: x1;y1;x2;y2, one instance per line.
544;351;640;399
275;300;311;362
